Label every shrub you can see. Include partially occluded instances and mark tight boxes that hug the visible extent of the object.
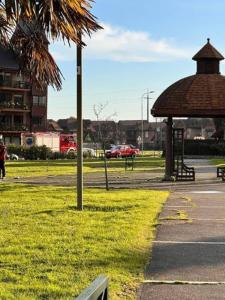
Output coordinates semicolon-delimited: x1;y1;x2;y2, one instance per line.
184;140;225;156
6;145;53;160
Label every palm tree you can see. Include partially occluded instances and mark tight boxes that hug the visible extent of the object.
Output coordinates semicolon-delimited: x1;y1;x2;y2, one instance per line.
0;1;101;210
0;0;101;89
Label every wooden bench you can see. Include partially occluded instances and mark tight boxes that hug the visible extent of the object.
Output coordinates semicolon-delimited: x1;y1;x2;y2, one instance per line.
217;167;225;181
125;157;135;171
76;275;108;300
174;162;195;181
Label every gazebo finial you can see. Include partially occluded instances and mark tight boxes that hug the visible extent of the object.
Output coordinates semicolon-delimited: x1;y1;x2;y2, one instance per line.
207;38;210;44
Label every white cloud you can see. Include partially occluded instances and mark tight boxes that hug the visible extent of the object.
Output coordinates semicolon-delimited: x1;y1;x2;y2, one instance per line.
50;23;192;63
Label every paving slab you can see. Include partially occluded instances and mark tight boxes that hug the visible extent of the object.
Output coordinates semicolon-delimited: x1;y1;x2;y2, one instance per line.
166;194;225;207
156;222;225;242
138;283;225;300
146;243;225;281
139;159;225;299
161;206;225;220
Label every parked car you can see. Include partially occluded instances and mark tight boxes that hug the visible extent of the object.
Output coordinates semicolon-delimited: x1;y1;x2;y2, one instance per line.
105;144;140;159
6;153;19;160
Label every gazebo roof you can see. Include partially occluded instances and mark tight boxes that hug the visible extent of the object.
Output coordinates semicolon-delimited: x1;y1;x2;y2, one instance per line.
152;40;225;117
192;39;224;61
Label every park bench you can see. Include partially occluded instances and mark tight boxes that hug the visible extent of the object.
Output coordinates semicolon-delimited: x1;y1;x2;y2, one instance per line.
125;156;135;171
75;275;108;300
174;161;195;181
217;167;225;181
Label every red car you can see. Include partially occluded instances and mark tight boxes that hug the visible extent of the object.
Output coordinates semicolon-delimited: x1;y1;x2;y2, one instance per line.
105;144;140;159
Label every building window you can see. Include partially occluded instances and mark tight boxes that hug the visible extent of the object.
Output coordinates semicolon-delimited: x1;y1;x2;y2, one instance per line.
14;115;23;125
32;117;43;126
0;72;12;86
33;96;47;106
0;93;11;104
14;95;23;107
11;136;20;145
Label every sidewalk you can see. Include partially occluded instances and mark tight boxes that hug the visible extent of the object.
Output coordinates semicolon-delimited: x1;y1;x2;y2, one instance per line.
138;160;225;299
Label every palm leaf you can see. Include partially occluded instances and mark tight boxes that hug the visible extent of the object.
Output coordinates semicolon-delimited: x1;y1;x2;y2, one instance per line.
3;0;102;43
0;8;12;46
0;0;102;89
11;22;63;90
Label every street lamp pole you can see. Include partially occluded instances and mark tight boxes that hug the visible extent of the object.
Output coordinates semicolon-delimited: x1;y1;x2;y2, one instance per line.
141;90;154;155
141;98;144;155
77;32;83;210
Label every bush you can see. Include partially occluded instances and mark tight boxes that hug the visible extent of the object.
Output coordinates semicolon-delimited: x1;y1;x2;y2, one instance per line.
184;140;225;156
6;145;53;160
50;151;68;160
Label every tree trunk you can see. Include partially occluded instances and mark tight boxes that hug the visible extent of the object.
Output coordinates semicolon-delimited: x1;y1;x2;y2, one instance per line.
103;144;109;191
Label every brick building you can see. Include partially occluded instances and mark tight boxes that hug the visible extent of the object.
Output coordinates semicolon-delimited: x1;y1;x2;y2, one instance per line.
0;46;48;145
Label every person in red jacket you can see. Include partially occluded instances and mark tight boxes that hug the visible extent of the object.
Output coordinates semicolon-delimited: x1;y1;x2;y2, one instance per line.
0;141;7;179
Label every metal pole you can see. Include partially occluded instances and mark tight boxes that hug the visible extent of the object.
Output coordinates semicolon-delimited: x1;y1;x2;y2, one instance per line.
147;89;149;122
77;32;83;210
165;116;173;180
141;98;144;155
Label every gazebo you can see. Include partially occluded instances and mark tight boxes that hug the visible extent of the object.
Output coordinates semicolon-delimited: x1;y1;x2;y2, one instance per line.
151;39;225;181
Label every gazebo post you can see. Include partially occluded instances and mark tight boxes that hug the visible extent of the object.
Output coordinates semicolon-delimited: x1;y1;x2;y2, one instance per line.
164;116;173;181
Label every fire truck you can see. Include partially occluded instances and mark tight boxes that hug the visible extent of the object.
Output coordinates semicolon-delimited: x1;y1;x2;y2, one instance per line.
21;132;77;154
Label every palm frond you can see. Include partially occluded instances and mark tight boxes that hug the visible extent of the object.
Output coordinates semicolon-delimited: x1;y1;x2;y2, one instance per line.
11;22;63;90
1;0;102;90
3;0;102;43
0;8;12;46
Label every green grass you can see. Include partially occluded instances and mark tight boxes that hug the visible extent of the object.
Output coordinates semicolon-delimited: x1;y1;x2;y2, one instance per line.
211;158;225;167
0;184;168;299
5;157;165;178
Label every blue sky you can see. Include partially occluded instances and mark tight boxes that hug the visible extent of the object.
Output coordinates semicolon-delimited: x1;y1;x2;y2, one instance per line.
48;0;225;121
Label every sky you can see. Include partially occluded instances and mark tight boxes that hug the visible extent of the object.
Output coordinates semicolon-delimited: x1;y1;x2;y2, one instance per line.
48;0;225;122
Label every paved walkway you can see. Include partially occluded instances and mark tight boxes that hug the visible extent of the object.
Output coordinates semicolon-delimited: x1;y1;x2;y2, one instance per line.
138;159;225;299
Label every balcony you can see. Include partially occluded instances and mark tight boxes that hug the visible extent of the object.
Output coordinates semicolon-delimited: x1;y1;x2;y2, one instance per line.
0;102;30;111
0;80;31;90
0;123;29;132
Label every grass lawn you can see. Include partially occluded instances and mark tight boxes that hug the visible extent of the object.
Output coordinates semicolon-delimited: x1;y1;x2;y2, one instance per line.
5;157;165;178
0;184;168;299
211;158;225;167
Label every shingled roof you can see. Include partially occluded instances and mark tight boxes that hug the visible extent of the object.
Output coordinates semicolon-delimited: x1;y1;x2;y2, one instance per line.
152;40;225;117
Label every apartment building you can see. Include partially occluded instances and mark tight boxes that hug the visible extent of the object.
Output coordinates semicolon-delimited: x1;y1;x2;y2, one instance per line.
0;46;47;145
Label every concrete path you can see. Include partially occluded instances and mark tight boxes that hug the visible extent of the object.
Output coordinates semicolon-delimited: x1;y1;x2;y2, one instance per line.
138;159;225;299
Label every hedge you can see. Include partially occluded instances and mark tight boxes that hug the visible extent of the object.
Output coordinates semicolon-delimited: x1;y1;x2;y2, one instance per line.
7;145;53;160
184;140;225;156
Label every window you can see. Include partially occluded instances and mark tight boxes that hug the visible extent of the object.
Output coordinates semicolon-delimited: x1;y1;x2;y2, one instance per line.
145;131;149;138
0;73;4;84
14;115;23;124
39;96;47;105
32;117;43;126
0;115;10;125
33;96;47;106
11;136;20;145
14;95;23;107
33;96;39;105
0;72;12;86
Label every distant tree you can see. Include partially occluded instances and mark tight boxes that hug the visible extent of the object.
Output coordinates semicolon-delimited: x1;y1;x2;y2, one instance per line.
213;118;225;141
93;103;117;190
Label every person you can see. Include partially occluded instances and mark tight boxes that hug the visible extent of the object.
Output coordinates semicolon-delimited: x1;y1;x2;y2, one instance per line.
0;141;7;180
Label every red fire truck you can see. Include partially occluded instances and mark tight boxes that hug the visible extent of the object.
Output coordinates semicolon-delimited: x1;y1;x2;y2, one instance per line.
21;132;77;154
